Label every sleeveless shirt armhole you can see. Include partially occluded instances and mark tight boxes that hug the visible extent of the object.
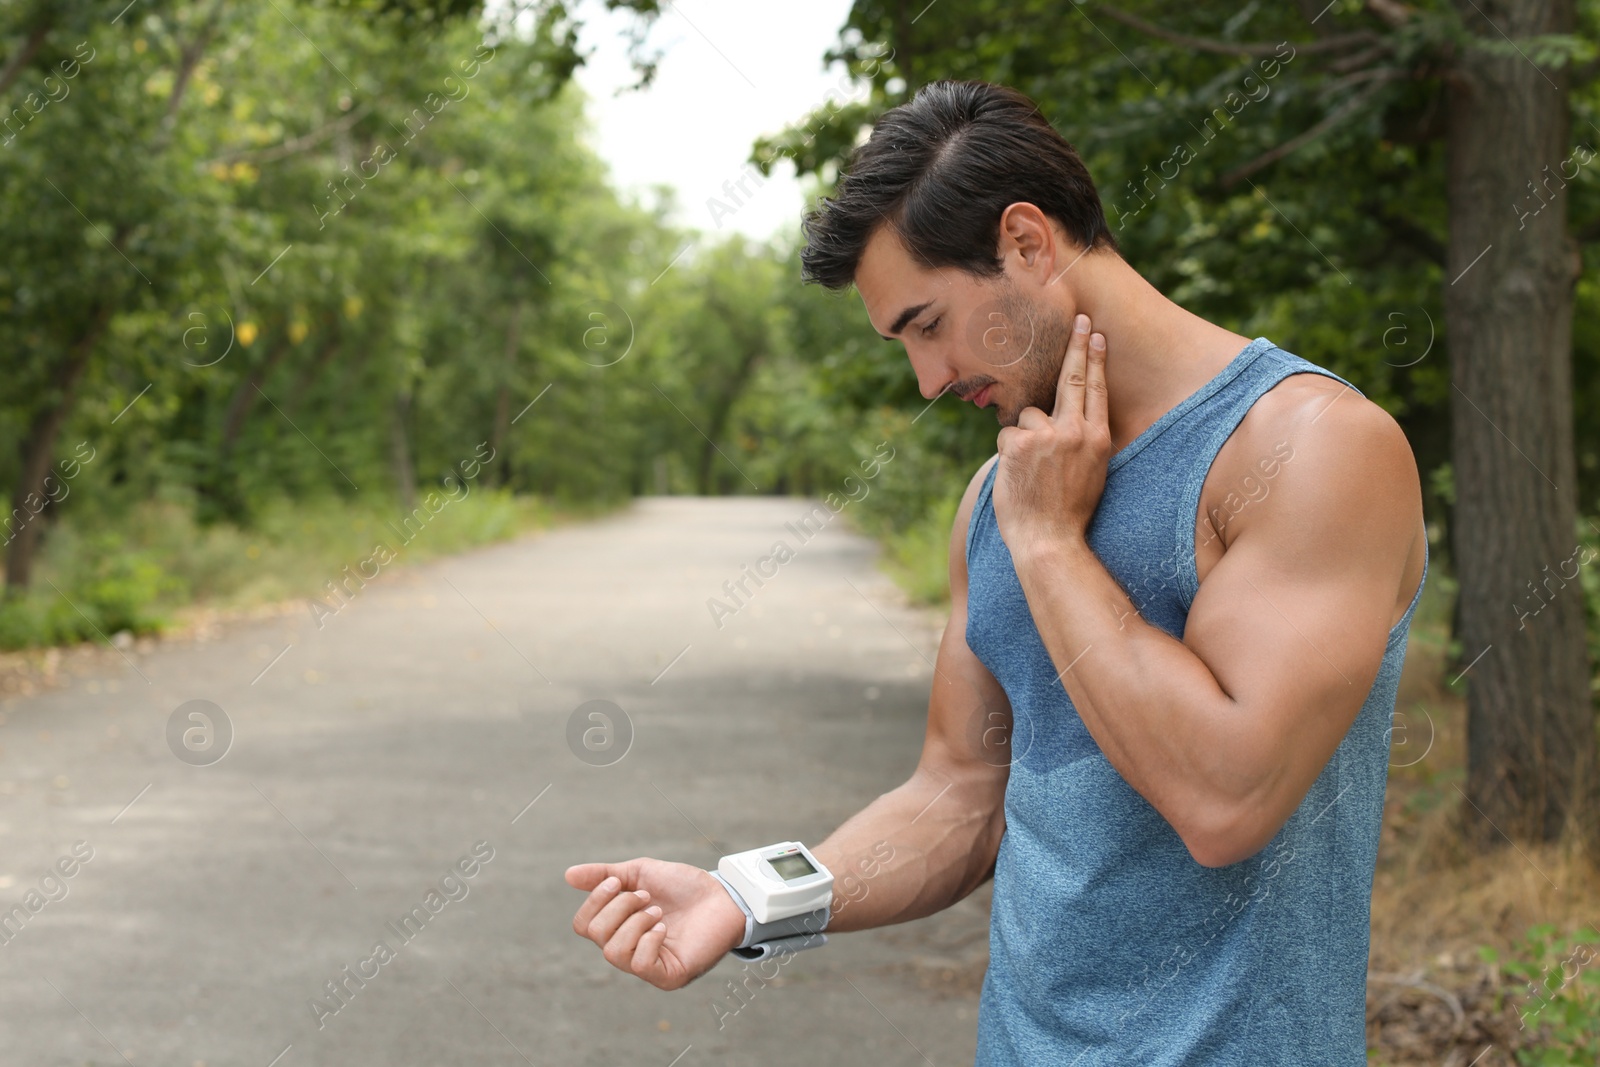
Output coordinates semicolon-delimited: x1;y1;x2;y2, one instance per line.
966;459;1000;569
1387;541;1430;649
1175;358;1363;611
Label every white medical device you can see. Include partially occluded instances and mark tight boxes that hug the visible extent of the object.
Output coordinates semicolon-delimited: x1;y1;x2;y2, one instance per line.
710;841;834;960
717;841;834;922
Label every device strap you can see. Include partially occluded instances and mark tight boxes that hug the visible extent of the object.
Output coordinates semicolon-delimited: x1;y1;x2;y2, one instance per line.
708;870;829;960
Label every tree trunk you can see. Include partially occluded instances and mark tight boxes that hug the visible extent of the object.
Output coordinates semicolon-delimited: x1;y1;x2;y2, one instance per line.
4;304;113;592
697;364;758;495
0;21;51;97
219;340;291;451
286;322;341;412
1445;0;1597;846
5;28;216;569
893;0;915;88
390;392;416;513
489;300;524;488
696;296;765;495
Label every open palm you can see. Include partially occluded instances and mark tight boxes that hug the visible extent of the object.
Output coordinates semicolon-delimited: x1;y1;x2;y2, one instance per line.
565;857;747;990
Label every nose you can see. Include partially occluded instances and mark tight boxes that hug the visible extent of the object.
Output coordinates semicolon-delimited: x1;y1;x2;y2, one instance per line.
905;343;954;401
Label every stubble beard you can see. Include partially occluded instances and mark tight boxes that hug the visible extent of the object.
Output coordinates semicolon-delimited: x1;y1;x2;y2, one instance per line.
991;283;1073;428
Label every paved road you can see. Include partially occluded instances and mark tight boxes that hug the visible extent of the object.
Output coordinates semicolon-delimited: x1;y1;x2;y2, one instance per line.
0;497;991;1067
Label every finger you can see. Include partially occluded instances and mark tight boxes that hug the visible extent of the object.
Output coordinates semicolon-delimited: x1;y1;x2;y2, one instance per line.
1053;313;1092;420
602;903;665;971
571;874;625;936
1084;331;1110;441
631;918;670;978
572;868;649;937
564;859;640;891
1015;406;1050;431
585;888;653;946
564;863;614;891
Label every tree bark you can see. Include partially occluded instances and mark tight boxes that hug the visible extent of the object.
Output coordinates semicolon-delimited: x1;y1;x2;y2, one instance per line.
693;290;766;495
286;324;342;412
152;0;225;151
0;20;50;97
695;346;762;495
219;340;291;451
489;300;525;489
1445;0;1597;846
4;303;113;592
5;17;219;584
390;392;416;514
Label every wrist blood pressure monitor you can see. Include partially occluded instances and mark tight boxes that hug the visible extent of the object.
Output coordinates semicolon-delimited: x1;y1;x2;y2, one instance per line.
710;841;834;960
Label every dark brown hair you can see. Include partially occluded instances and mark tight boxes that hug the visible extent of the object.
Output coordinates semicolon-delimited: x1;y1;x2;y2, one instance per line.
799;80;1117;291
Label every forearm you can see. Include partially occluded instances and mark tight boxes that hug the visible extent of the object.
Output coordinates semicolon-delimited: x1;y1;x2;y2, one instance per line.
810;764;1002;934
1012;537;1246;829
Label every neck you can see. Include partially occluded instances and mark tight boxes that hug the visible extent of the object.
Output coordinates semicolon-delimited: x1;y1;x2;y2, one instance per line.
1048;251;1252;450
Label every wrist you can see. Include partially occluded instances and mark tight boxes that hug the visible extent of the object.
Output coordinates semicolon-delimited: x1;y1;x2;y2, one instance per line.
706;871;751;953
708;863;831;961
1011;529;1088;575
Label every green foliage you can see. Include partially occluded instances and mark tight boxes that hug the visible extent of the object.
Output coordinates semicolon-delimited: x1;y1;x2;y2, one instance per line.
875;492;960;607
56;534;182;635
6;0;1600;647
757;0;1600;585
1480;924;1600;1065
0;538;176;647
0;598;81;651
0;0;880;634
0;490;564;650
1579;523;1600;697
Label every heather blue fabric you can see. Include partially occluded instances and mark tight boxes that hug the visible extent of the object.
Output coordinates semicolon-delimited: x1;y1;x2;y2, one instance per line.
965;337;1427;1066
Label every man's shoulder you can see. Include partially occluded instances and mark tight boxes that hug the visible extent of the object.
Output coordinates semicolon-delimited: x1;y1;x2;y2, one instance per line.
1221;360;1421;565
949;456;1001;588
1236;362;1407;472
968;454;1000;494
953;455;1000;537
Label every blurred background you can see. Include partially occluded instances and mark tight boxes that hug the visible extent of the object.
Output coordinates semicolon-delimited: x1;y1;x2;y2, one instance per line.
2;1;1599;1065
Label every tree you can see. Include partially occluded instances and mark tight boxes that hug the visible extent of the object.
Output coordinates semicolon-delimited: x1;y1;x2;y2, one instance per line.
0;0;634;585
761;0;1600;847
1439;0;1596;846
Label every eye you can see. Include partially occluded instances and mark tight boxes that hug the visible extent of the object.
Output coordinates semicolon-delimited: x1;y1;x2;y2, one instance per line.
920;316;942;337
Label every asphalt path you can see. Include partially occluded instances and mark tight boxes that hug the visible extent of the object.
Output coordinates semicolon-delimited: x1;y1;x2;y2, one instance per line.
0;497;992;1067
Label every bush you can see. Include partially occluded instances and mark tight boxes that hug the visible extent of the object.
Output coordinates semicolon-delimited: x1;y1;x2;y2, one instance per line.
1480;924;1600;1066
0;490;561;650
877;493;958;606
0;596;67;648
63;542;180;635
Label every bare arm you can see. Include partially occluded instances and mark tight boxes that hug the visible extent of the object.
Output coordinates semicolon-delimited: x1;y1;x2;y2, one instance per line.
565;459;1012;984
993;317;1423;868
810;455;1011;931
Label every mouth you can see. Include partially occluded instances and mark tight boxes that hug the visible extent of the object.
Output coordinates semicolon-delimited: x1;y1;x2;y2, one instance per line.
970;384;995;408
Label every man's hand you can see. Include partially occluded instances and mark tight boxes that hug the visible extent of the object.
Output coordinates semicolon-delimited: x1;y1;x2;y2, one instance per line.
565;858;746;990
992;312;1112;557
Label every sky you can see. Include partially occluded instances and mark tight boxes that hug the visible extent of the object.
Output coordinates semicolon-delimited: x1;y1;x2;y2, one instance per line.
570;0;860;243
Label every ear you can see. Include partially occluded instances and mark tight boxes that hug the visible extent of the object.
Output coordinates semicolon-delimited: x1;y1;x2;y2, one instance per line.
995;202;1061;286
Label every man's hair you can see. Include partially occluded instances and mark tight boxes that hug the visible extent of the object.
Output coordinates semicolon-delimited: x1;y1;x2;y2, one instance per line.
799;80;1117;291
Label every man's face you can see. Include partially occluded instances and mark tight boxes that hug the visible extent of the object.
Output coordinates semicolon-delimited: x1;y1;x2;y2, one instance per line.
856;226;1072;427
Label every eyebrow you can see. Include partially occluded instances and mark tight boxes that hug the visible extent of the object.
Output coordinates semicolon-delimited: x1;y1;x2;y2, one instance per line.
878;301;934;340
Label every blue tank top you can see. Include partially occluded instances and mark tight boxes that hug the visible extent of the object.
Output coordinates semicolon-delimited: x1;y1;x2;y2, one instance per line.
965;336;1427;1066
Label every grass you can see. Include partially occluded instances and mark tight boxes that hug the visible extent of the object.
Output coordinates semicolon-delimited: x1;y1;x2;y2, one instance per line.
875;493;960;606
7;489;1598;1062
873;514;1600;1065
0;490;613;650
1367;598;1600;1066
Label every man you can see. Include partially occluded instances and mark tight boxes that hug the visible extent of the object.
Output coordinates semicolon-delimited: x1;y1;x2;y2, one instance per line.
566;80;1427;1064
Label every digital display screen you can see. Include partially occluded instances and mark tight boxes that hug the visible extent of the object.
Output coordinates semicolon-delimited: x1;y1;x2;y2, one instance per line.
767;853;817;881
